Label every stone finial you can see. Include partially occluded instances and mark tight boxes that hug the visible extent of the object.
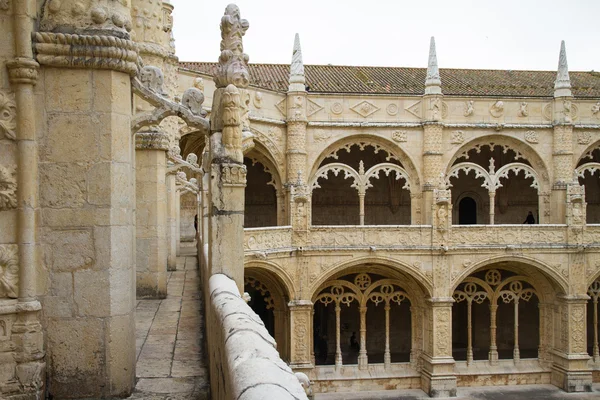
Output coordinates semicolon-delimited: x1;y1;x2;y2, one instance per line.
215;4;250;88
554;40;572;98
289;33;306;92
425;37;442;95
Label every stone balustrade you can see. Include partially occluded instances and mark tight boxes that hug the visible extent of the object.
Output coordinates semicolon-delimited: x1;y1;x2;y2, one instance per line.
207;274;309;400
242;225;600;252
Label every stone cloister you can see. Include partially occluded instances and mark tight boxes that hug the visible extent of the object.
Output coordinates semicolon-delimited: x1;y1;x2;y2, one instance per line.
1;0;600;399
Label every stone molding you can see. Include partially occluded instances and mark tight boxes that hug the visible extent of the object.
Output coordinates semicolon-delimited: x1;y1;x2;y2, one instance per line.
135;131;170;151
33;32;138;76
6;57;40;85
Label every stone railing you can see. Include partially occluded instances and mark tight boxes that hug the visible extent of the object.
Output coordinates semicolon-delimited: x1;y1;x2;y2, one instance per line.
242;225;600;253
207;274;310;400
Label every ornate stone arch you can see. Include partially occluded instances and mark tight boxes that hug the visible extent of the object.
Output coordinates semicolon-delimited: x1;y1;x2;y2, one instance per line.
310;256;433;302
576;139;600;166
450;255;568;300
244;260;296;300
246;143;283;193
308;135;421;194
445;135;551;191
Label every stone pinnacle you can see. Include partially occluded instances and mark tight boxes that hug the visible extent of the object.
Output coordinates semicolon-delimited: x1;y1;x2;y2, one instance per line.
425;36;442;95
289;33;306;92
554;40;572;98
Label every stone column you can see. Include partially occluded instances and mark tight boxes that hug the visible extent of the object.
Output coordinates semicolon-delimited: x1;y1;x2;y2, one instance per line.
551;295;592;392
421;297;456;398
166;173;177;270
34;1;137;396
5;1;45;393
288;300;313;370
135;131;169;298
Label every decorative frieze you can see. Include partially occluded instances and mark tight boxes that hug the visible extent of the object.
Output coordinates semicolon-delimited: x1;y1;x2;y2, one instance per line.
221;164;247;187
135;131;170;151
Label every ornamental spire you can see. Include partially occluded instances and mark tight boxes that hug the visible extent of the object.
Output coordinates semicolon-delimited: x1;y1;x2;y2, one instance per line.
215;4;250;89
289;33;306;92
425;36;442;95
554;40;572;98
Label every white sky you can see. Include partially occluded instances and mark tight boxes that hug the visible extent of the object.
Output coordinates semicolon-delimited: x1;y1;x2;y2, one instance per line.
172;0;600;72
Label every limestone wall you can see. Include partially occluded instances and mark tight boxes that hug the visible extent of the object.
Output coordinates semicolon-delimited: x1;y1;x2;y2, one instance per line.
206;273;309;400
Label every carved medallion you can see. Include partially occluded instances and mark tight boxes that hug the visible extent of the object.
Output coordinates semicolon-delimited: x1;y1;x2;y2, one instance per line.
489;100;504;118
386;103;399;116
592;102;600;118
542;103;553;121
391;130;407;143
330;102;343;115
450;130;464;144
0;91;16;140
524;130;538;144
577;131;592;145
350;100;380;118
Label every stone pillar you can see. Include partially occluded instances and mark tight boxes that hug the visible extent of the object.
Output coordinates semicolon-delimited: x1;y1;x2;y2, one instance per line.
166;173;177;270
551;295;592;392
421;297;456;398
135;131;169;298
289;300;313;369
34;1;137;396
422;122;443;225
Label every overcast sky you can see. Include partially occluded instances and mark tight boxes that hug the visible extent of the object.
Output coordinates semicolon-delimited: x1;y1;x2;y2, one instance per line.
172;0;600;72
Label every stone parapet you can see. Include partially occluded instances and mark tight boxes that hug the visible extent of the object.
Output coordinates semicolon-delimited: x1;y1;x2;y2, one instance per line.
207;274;309;400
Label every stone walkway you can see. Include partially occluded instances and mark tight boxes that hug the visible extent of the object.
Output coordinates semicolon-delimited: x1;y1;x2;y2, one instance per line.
315;383;600;400
128;251;209;400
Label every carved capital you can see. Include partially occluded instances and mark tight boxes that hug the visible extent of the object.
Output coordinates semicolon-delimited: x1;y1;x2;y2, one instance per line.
220;163;246;187
135;131;170;151
6;58;40;85
33;32;138;76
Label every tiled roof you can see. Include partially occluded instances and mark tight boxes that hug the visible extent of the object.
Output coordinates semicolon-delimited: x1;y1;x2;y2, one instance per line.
179;62;600;98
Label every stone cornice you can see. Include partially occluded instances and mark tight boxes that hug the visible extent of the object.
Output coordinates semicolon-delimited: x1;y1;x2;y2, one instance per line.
33;32;138;76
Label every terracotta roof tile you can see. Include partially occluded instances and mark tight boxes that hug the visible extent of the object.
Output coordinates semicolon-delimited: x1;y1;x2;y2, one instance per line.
179;62;600;98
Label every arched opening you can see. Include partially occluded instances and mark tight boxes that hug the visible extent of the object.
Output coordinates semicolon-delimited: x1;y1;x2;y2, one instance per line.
576;146;600;223
244;268;291;361
312;265;425;369
311;144;411;226
244;157;277;228
452;264;550;365
458;197;477;225
448;142;541;225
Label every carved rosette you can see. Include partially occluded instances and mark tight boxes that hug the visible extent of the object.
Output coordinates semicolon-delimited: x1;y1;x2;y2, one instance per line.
214;4;250;89
33;32;138;76
0;245;18;299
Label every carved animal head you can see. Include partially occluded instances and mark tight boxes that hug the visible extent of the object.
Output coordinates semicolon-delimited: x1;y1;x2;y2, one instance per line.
140;66;165;95
182;88;205;116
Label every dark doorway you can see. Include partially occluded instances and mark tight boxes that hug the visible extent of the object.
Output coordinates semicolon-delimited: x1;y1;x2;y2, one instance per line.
459;197;477;225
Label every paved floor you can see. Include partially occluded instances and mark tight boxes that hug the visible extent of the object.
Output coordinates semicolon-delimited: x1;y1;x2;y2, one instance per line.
315;384;600;400
128;250;209;400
